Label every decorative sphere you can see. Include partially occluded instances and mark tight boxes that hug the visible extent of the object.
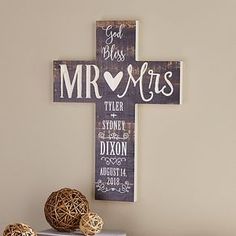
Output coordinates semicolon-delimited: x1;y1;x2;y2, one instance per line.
44;188;90;232
3;223;36;236
79;212;104;236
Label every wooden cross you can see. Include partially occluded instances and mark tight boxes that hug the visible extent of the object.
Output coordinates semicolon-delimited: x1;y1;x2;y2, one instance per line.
53;20;182;202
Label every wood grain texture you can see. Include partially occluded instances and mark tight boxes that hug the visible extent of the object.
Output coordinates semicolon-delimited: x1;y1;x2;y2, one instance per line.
53;20;182;202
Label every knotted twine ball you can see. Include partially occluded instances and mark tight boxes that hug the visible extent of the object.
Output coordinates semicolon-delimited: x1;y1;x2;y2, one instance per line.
79;212;104;236
44;188;90;232
3;223;36;236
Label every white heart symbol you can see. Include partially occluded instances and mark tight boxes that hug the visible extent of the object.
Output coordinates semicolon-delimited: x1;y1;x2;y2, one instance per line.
109;158;117;165
104;71;123;91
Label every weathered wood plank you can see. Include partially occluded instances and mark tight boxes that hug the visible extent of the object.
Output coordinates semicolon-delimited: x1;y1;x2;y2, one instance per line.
53;20;182;202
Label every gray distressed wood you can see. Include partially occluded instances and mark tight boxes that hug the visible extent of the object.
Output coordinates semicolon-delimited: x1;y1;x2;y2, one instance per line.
53;20;182;202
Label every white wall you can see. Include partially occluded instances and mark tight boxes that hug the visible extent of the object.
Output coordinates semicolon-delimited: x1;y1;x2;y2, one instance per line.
0;0;236;235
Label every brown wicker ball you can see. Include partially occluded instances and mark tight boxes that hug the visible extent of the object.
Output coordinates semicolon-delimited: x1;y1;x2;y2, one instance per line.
79;212;104;236
3;223;36;236
44;188;90;232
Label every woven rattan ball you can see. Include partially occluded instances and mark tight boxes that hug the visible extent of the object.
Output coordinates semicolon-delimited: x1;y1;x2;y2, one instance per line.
44;188;90;232
79;212;104;236
3;223;36;236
